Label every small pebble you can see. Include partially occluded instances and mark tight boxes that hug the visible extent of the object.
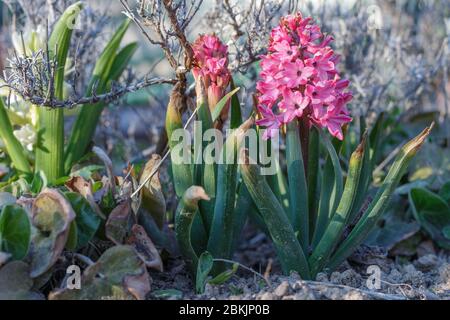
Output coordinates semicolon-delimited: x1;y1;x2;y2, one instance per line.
315;272;329;283
274;281;290;297
260;292;276;300
415;254;438;271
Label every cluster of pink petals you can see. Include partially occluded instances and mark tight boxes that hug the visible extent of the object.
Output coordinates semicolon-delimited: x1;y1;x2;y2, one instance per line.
192;34;231;109
256;13;352;140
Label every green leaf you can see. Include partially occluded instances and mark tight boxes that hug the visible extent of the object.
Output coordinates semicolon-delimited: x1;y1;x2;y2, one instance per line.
211;87;240;123
409;187;450;249
0;205;31;260
0;98;31;174
286;120;309;249
307;127;320;236
175;186;209;275
196;251;214;294
439;182;450;206
443;226;450;240
229;79;243;129
152;289;183;299
312;128;343;246
240;150;310;279
266;158;290;212
64;192;101;249
165;89;193;197
70;165;104;180
47;2;83;97
327;124;433;271
65;221;78;251
108;42;138;81
231;183;253;252
64;19;132;173
309;137;366;277
207;118;253;273
208;263;238;285
194;83;215;233
30;170;48;194
35;2;83;183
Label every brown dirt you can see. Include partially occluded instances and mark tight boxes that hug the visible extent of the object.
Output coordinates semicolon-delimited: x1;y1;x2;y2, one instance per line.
148;225;450;300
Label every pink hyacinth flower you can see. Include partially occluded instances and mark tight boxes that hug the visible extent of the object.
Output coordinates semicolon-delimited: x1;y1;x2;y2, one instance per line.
256;12;353;140
192;34;231;111
279;60;316;88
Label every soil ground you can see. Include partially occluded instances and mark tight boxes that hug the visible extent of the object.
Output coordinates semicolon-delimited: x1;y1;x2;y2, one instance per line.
149;225;450;300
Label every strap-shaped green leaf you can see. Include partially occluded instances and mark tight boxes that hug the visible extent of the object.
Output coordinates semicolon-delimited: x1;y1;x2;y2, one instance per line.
175;186;210;275
35;2;83;183
0;98;31;174
307;126;320;237
348;131;371;223
207;118;253;273
369;112;385;168
240;150;310;279
327;124;433;271
166;88;193;197
286;120;309;251
229;79;243;129
64;19;132;173
266;158;290;213
47;2;83;98
194;81;215;234
312;128;344;247
309;136;367;276
231;182;254;252
211;87;240;123
108;42;138;81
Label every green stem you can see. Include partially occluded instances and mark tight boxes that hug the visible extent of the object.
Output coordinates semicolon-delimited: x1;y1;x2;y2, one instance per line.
35;108;64;182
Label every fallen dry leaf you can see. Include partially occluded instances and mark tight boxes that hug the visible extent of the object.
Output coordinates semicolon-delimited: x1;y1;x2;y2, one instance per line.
139;154;166;229
66;176;105;219
49;245;151;300
105;200;135;245
126;224;163;271
29;189;75;278
0;261;44;300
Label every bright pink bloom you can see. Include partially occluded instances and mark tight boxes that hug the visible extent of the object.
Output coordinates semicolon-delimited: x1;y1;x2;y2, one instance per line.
256;106;282;139
256;13;352;140
278;60;315;88
306;48;336;81
272;40;300;62
192;34;231;110
279;89;310;122
305;80;336;105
